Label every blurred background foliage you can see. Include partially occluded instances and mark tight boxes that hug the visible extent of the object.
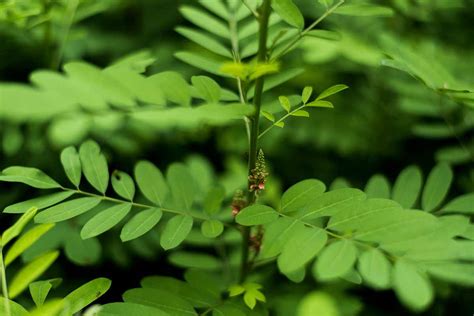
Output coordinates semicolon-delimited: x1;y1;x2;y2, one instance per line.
0;0;473;315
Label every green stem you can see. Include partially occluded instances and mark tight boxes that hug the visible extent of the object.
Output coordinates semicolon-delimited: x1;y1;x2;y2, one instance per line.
0;247;11;316
258;102;307;139
50;0;79;69
239;0;272;284
271;0;345;61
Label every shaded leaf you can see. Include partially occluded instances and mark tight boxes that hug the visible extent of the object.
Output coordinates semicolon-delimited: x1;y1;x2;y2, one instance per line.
160;215;194;250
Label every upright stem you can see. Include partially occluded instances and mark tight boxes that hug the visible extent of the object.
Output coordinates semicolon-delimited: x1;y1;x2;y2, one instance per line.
0;247;11;316
239;0;272;283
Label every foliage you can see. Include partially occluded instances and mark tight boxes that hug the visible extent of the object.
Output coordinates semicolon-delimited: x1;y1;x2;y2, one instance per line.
0;0;473;315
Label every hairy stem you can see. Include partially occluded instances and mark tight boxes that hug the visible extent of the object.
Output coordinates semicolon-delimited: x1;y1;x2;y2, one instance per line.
239;0;272;284
0;247;11;316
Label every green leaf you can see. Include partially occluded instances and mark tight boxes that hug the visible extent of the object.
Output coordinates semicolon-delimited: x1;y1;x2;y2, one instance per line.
176;27;232;58
274;121;285;128
236;205;279;226
316;84;349;100
2;207;38;246
5;223;55;266
358;248;391;289
0;166;60;189
440;193;474;214
64;233;101;265
313;239;357;280
63;278;111;314
98;302;169;316
123;288;197;316
260;217;305;258
278;96;291;112
179;5;230;39
261;110;275;122
305;100;333;108
306;29;341;41
29;278;61;307
4;191;75;214
191;76;221;103
392;165;423;208
9;250;59;298
160;214;194;250
247;68;305;99
81;203;132;239
149;71;191;106
79;140;109;194
112;170;135;201
393;260;433;311
334;4;394;17
291;110;309;117
296;188;366;220
134;161;168;206
422;163;453;212
35;197;102;223
365;174;391;199
272;0;304;30
203;187;225;216
29;300;64;316
168;252;220;270
426;262;474;287
121;208;163;242
141;275;219;308
201;220;224;238
0;298;28;316
301;86;313;104
167;163;197;210
278;226;327;274
281;179;326;214
175;51;227;77
60;146;82;187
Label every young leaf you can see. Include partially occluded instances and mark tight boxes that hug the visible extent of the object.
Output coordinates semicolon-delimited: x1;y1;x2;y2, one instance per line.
121;208;163;242
81;203;132;239
365;174;391;199
0;166;60;189
29;300;64;316
261;110;275;122
1;207;38;246
301;86;313;104
275;121;285;128
191;76;221;103
278;226;327;274
280;179;326;214
201;220;224;238
291;110;309;117
35;197;102;223
112;170;135;201
134;161;168;206
278;96;291;112
358;248;391;289
305;100;333;108
313;239;357;280
272;0;304;30
392;165;423;208
60;146;81;187
422;163;453;212
98;302;169;316
79;140;109;194
440;193;474;214
236;205;279;226
393;260;433;311
160;214;193;250
5;223;55;266
167;163;197;210
63;278;111;314
29;278;62;307
4;191;75;214
316;84;349;100
123;288;196;316
9;250;59;298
